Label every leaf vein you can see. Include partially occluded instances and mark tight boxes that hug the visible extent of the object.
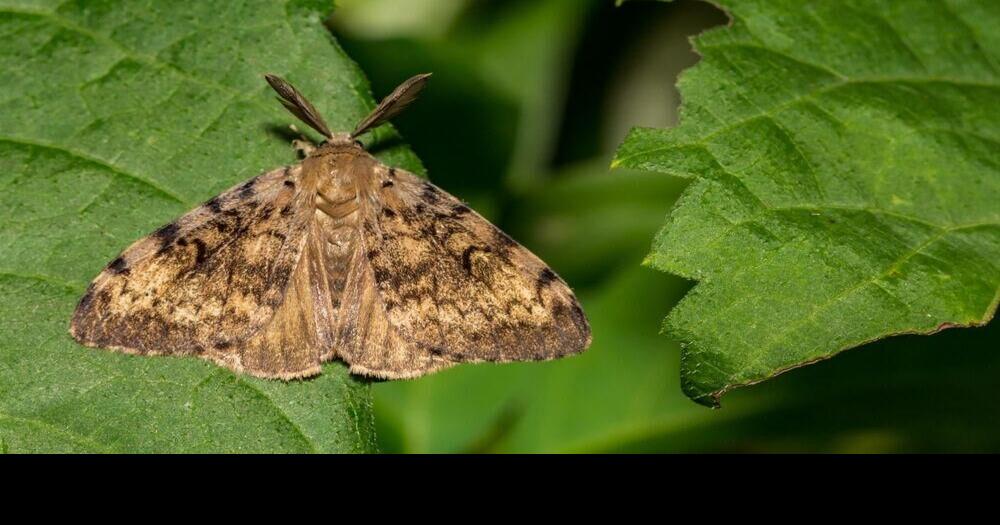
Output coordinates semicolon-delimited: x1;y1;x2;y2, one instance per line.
0;135;185;203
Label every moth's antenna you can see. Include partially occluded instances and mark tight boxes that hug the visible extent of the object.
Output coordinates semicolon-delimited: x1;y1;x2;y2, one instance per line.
351;73;432;139
264;74;333;139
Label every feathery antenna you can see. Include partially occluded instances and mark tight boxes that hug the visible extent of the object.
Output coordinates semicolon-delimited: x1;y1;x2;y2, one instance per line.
264;74;333;139
351;73;432;138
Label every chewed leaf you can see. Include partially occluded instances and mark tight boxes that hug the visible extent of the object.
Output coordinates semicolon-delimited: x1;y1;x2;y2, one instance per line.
614;0;1000;406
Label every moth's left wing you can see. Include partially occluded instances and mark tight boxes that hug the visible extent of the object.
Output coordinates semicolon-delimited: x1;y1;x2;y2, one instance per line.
70;165;325;378
348;166;591;377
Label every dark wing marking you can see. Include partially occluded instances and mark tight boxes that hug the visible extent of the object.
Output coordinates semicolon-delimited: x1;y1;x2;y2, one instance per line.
352;166;591;376
70;165;320;377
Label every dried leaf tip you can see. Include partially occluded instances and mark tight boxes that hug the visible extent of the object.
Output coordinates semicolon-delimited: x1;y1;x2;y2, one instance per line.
351;73;433;138
264;74;333;139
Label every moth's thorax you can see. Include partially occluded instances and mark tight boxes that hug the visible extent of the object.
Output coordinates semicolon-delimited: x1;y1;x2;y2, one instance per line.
303;137;381;225
304;137;380;183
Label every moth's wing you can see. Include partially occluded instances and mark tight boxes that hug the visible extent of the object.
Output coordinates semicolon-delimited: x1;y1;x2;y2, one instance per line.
70;165;326;378
338;166;591;378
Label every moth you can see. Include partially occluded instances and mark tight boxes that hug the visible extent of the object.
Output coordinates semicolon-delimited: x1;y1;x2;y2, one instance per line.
70;73;591;380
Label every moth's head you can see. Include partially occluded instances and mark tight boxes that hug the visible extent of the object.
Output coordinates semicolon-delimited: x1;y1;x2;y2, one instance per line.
310;133;365;158
264;73;431;149
322;132;357;147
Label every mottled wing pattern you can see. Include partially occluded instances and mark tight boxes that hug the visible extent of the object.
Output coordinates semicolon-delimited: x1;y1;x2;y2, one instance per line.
71;165;321;377
353;165;591;377
72;144;590;380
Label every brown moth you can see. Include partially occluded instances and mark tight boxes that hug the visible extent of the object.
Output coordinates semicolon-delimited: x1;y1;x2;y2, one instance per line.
69;73;592;380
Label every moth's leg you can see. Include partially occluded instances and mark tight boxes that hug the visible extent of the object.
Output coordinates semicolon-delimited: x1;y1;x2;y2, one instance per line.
289;125;316;157
293;140;316;157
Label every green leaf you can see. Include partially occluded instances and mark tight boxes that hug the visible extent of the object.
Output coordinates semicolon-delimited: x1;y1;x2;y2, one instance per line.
370;158;1000;453
613;0;1000;405
0;0;422;452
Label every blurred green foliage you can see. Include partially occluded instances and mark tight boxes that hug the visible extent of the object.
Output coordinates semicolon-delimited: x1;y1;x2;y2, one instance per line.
334;0;1000;453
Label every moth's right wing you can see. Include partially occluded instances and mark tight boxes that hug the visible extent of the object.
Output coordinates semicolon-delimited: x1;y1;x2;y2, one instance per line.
70;165;324;378
335;164;591;379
